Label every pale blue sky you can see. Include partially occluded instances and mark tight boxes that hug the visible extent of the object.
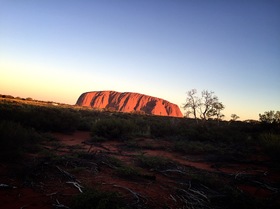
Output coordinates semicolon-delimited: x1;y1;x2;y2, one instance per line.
1;0;279;120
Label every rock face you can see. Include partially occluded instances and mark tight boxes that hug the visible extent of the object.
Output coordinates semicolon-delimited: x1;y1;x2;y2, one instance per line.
76;91;183;117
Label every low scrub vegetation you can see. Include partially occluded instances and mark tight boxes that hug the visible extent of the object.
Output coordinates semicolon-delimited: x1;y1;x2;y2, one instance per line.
90;118;137;140
1;98;279;162
137;154;174;170
115;166;141;179
259;133;280;161
0;120;41;160
0;97;280;209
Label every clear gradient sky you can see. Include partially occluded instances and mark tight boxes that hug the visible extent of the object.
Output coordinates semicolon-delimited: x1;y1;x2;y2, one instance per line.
1;0;279;120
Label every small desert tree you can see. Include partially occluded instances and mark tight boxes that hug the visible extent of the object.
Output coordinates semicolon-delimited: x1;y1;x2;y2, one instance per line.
259;111;280;124
184;89;224;124
230;114;240;121
208;102;225;125
199;90;221;121
183;89;200;123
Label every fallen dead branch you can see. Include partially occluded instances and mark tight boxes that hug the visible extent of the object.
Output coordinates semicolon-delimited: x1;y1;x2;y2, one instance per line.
232;170;279;193
53;199;70;209
82;140;95;153
96;144;111;151
56;166;84;193
0;183;17;189
101;161;118;169
46;191;58;196
198;184;226;198
66;181;84;193
234;171;247;179
113;184;147;204
252;180;278;193
56;166;80;182
175;182;212;209
160;169;186;175
83;140;111;152
170;194;177;202
233;170;269;180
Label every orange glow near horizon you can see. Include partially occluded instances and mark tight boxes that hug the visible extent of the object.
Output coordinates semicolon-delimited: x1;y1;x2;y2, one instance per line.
0;60;270;121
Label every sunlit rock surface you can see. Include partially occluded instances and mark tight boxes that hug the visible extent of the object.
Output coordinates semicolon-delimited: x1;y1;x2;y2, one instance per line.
76;91;183;117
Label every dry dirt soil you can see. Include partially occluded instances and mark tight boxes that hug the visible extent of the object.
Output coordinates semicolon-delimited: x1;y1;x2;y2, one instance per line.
1;131;279;209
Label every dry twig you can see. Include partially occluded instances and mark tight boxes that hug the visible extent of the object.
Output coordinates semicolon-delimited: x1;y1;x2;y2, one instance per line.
56;166;80;183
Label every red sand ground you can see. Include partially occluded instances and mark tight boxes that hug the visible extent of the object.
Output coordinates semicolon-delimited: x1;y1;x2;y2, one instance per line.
1;131;279;209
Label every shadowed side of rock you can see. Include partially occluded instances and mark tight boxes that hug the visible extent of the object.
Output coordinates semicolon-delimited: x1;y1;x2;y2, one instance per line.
76;91;183;117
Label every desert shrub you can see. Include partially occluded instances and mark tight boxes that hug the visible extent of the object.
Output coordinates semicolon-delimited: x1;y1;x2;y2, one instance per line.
71;188;127;209
136;155;174;170
149;119;179;138
0;120;41;160
259;133;280;161
131;117;151;137
76;109;104;131
115;166;140;179
0;95;14;99
0;101;80;132
91;118;137;140
77;116;96;131
105;156;124;167
27;107;79;132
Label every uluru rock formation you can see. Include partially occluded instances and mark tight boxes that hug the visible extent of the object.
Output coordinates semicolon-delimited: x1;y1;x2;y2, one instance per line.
76;91;183;117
